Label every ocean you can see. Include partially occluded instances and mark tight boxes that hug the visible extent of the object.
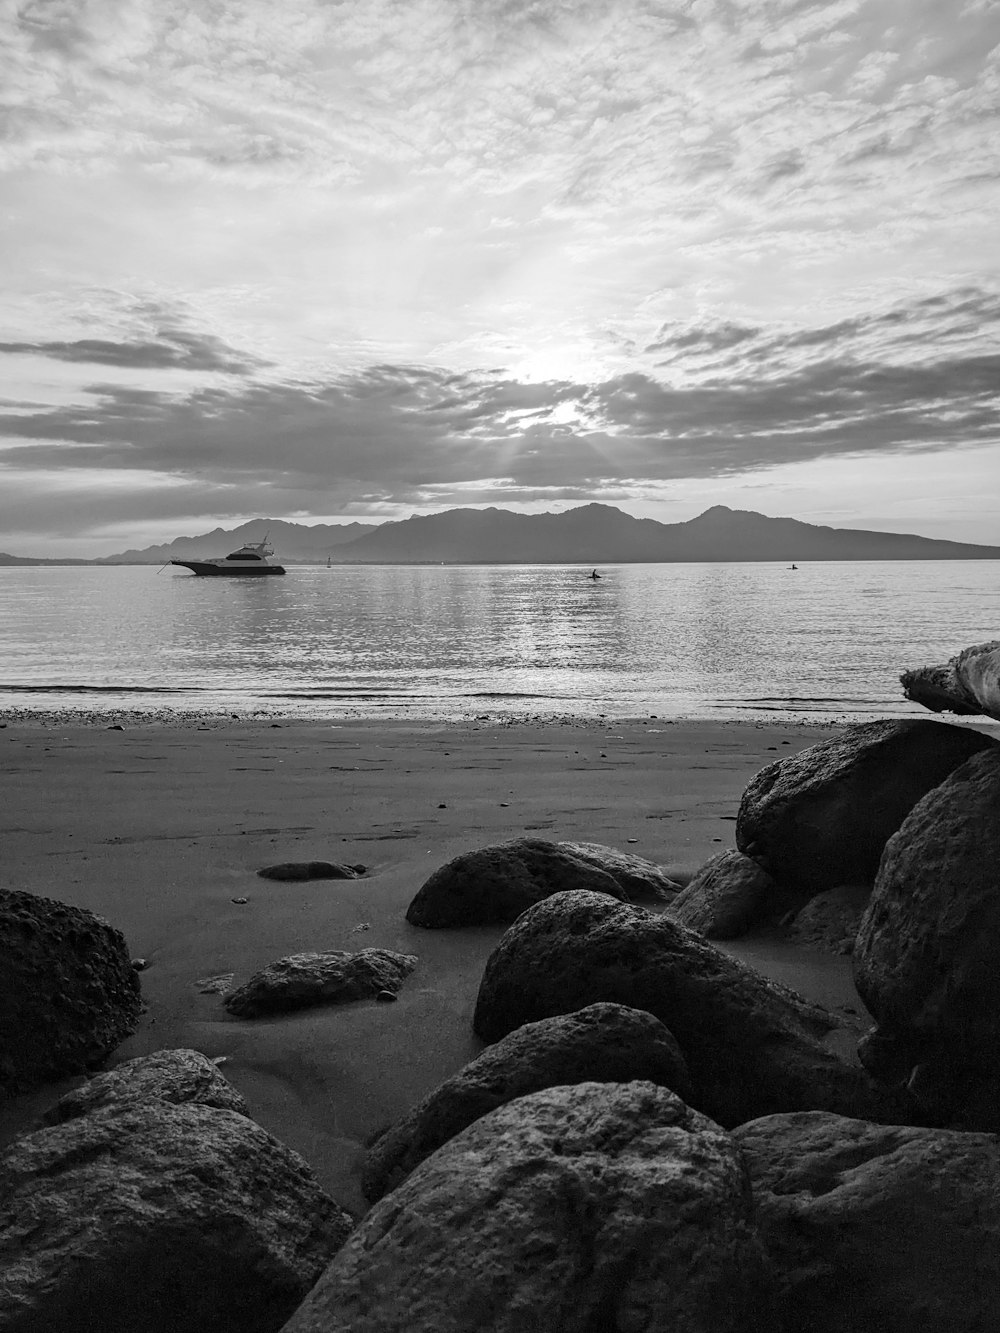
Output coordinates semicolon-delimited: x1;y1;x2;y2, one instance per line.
0;561;996;722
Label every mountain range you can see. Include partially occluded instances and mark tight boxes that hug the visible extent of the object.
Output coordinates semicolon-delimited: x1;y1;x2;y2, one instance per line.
3;505;1000;565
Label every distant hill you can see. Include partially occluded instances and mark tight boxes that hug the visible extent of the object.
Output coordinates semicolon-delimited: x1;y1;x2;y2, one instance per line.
4;505;1000;565
0;552;93;566
319;503;1000;564
93;518;377;564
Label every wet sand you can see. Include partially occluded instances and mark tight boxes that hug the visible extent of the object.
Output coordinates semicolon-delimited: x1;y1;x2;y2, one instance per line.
1;714;866;1215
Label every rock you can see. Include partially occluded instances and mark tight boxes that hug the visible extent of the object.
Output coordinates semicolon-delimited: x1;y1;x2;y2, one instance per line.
901;639;1000;722
196;972;235;995
734;1111;1000;1333
224;949;417;1018
283;1082;772;1333
473;891;893;1128
361;1002;695;1202
668;850;780;938
852;748;1000;1127
735;719;996;894
0;888;142;1096
41;1048;250;1125
258;862;364;881
557;841;682;900
405;837;629;927
0;1101;352;1333
786;884;870;955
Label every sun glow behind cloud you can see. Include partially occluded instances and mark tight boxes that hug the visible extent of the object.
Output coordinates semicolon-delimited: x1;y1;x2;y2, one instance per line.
1;0;999;552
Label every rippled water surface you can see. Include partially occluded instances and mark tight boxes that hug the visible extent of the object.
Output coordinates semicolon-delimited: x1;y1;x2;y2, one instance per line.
1;562;997;720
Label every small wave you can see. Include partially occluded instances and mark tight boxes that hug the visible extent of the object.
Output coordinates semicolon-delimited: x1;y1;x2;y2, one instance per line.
466;691;578;700
0;683;206;695
259;690;437;700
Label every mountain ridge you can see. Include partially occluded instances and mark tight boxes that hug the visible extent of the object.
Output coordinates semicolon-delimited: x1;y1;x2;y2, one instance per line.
3;504;1000;564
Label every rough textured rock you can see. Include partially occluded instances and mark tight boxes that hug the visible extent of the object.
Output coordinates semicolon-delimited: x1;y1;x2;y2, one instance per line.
735;1111;1000;1333
735;719;996;894
41;1048;250;1125
853;748;1000;1127
362;1002;695;1202
0;1101;353;1333
405;837;629;927
258;861;364;881
901;638;1000;722
283;1081;772;1333
0;888;142;1096
473;891;893;1128
786;884;870;955
668;850;780;938
225;949;416;1018
557;841;682;900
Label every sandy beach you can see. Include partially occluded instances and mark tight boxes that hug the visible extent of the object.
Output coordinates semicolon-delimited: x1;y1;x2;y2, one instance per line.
0;714;885;1215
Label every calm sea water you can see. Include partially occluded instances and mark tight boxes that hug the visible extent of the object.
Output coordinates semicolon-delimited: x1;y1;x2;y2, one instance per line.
0;562;997;722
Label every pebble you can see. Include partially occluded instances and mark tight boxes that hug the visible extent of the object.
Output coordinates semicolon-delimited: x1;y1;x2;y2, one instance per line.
375;989;398;1003
131;957;149;971
231;897;249;905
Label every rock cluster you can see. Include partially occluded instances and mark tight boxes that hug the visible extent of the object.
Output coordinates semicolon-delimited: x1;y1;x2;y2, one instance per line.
361;1002;695;1202
471;890;891;1128
287;1082;772;1333
6;703;1000;1332
734;718;994;895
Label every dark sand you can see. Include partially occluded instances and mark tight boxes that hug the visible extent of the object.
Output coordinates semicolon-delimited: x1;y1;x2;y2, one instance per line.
0;715;878;1215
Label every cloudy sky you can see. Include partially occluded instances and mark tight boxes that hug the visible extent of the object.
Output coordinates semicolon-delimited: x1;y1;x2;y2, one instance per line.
2;0;999;556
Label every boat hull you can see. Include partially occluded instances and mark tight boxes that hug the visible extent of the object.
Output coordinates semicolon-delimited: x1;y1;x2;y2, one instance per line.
170;561;286;576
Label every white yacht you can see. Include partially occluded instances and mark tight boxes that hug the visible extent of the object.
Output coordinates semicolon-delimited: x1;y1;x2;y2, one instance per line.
170;538;286;577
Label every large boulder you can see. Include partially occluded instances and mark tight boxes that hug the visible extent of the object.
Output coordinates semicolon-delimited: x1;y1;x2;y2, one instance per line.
668;850;781;938
901;639;1000;722
735;719;996;895
735;1111;1000;1333
853;748;1000;1127
361;1002;694;1202
0;1101;353;1333
0;888;141;1096
224;949;416;1018
42;1048;250;1125
405;838;629;927
283;1082;772;1333
473;891;894;1128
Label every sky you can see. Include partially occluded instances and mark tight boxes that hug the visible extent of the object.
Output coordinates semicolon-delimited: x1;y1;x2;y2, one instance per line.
1;0;999;557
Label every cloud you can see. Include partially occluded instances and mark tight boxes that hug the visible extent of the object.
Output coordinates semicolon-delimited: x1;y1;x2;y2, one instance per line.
2;285;997;539
0;329;268;374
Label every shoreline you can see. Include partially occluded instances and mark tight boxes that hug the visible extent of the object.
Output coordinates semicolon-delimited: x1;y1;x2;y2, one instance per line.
2;713;995;1218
